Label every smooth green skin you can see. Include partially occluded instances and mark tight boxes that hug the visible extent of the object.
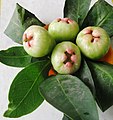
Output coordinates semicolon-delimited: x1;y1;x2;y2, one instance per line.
76;26;110;60
23;25;56;57
48;19;79;42
51;42;81;74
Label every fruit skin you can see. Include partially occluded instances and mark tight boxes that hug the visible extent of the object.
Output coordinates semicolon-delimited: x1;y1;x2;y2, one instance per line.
76;26;110;60
23;25;56;57
48;18;79;42
51;42;81;74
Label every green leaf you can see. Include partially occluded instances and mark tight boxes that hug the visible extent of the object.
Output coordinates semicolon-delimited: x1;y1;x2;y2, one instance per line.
4;60;51;118
0;46;32;67
40;75;99;120
74;58;95;95
111;36;113;47
83;0;113;37
87;61;113;111
64;0;91;27
62;114;73;120
31;56;49;63
4;3;45;44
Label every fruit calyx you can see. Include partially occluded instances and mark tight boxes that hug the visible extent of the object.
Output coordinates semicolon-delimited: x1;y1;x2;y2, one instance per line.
63;49;76;67
23;33;33;47
57;18;73;24
84;29;100;43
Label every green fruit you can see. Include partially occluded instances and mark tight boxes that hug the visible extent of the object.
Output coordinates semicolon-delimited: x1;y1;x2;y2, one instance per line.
23;25;56;57
48;18;79;42
76;26;110;60
51;42;81;74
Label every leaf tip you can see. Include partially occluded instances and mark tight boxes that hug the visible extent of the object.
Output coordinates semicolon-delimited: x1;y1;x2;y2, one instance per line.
3;109;10;117
16;3;21;7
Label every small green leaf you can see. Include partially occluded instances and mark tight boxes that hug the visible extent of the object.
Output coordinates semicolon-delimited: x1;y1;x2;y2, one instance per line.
74;58;95;95
4;60;51;118
0;46;32;67
64;0;91;27
87;61;113;111
4;3;45;44
40;75;99;120
83;0;113;37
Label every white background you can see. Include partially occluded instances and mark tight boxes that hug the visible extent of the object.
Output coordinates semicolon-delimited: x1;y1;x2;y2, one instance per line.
0;0;113;120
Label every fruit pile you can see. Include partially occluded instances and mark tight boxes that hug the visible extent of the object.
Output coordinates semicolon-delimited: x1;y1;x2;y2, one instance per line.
22;19;111;75
0;0;113;120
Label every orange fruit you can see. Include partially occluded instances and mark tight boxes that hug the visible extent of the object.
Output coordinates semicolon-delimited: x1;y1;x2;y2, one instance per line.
48;68;56;76
99;46;113;65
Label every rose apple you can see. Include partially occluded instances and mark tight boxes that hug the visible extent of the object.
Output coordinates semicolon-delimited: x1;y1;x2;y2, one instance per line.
48;18;79;42
76;26;110;60
51;41;81;74
23;25;56;57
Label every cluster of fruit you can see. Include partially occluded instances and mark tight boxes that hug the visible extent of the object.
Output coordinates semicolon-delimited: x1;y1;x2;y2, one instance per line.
23;18;110;74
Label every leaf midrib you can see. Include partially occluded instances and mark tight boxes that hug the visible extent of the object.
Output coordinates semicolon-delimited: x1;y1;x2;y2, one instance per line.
56;78;83;120
96;12;112;26
9;61;49;115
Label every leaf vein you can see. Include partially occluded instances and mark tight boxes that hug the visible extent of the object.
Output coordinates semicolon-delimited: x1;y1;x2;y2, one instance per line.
56;78;83;120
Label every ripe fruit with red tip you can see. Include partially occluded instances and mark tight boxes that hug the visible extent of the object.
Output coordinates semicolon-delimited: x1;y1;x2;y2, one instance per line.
76;26;110;60
51;41;81;74
23;25;56;57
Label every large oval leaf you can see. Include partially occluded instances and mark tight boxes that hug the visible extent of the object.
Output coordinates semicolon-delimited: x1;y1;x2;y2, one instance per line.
4;3;45;44
83;0;113;37
87;61;113;111
4;60;51;118
39;75;99;120
0;46;32;67
64;0;91;27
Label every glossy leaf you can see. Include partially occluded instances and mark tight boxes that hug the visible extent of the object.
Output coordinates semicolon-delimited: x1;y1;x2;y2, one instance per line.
64;0;91;27
0;46;32;67
74;58;95;95
40;75;99;120
4;3;45;44
83;0;113;37
87;61;113;111
4;60;51;118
